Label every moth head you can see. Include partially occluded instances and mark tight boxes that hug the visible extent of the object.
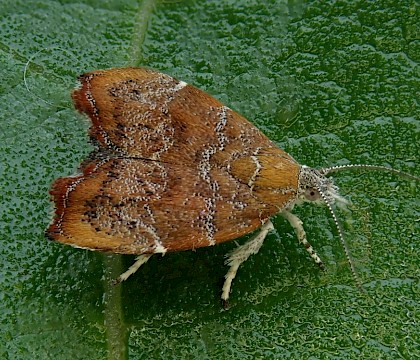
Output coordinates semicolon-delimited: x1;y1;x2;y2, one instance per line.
295;164;419;290
297;165;347;206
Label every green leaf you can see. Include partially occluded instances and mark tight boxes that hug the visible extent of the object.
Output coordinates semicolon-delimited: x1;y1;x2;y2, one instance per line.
1;0;418;359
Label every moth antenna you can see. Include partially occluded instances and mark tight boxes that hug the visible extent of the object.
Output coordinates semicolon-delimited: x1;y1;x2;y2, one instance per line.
320;164;419;182
23;45;80;108
316;184;366;293
316;163;418;292
23;46;56;106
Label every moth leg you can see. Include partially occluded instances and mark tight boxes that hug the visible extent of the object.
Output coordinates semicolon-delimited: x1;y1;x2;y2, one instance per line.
222;220;274;308
281;211;324;269
114;254;153;284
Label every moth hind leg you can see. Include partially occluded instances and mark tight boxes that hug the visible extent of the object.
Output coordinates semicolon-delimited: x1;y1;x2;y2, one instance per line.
113;254;153;285
221;220;274;308
281;211;324;269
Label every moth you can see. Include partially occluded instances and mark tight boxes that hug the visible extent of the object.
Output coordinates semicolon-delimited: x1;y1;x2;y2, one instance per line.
46;67;418;307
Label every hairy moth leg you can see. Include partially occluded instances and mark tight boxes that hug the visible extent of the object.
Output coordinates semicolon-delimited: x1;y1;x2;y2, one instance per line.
114;254;153;284
222;220;274;307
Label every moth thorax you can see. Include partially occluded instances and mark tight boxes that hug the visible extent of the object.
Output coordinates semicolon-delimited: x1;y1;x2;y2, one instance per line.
298;165;343;205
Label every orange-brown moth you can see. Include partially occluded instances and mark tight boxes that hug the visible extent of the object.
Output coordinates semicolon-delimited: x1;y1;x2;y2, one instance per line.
46;67;418;307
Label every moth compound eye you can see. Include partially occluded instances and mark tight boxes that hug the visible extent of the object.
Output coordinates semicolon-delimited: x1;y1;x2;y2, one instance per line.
305;187;321;201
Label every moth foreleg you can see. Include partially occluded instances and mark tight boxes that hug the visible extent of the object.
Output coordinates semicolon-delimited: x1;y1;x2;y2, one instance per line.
281;211;324;269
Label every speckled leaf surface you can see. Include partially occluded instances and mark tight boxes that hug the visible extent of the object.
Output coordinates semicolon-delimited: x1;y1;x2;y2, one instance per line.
0;1;418;359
